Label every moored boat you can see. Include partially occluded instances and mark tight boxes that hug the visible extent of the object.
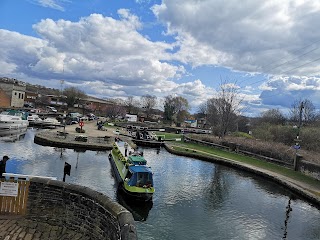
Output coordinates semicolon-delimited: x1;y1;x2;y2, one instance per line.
0;110;29;137
27;114;43;126
108;141;154;201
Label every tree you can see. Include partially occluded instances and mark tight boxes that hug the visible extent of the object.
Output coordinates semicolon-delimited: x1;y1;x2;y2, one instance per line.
290;99;317;125
141;95;157;118
163;95;189;122
176;109;190;124
125;96;139;114
196;102;207;119
105;104;126;119
260;109;286;125
206;79;243;137
34;94;50;107
63;87;86;107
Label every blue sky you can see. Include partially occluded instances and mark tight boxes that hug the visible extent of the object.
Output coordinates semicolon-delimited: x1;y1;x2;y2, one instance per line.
1;0;320;116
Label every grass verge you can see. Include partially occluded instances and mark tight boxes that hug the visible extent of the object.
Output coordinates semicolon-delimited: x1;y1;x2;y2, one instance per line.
169;141;320;192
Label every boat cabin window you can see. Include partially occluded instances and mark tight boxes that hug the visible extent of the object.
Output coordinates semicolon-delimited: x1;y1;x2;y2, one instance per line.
136;172;152;187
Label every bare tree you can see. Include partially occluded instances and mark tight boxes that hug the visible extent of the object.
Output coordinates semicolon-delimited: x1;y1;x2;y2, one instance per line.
260;109;286;125
206;79;243;137
105;104;126;119
63;87;86;107
125;96;139;114
196;102;207;119
290;99;317;125
141;95;157;118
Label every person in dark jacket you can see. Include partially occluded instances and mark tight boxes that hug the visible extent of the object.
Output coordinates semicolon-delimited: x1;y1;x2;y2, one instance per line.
0;155;10;178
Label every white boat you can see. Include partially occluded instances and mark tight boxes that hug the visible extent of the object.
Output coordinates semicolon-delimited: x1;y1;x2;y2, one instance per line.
41;117;61;128
0;110;29;137
27;114;43;124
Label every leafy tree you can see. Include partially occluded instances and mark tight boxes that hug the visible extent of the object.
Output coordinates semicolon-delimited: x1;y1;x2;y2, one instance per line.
163;95;189;122
176;109;190;124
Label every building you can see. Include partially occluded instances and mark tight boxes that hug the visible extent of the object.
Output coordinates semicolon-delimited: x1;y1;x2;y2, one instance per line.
125;114;138;122
184;119;198;128
24;91;38;107
0;78;26;108
0;88;10;107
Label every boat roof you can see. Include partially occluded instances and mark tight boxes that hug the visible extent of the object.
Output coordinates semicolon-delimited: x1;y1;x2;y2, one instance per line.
129;165;152;173
128;155;147;164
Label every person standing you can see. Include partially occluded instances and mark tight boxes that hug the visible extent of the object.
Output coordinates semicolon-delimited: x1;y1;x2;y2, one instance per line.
0;156;10;178
124;142;129;157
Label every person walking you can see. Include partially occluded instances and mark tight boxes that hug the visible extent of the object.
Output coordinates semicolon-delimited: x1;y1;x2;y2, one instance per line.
0;155;10;178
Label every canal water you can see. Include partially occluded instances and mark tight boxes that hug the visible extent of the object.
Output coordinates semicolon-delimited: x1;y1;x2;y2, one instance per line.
1;129;320;240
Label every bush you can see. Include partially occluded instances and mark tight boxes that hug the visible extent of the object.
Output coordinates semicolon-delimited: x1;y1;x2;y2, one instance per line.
75;127;85;133
189;131;320;164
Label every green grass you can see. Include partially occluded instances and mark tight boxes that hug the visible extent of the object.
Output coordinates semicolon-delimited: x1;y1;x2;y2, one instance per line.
169;141;320;191
153;131;183;140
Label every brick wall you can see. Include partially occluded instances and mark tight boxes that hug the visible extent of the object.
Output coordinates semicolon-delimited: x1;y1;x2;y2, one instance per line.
0;88;10;107
26;178;137;240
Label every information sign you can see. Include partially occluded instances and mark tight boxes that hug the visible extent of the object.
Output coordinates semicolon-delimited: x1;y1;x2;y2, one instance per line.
0;182;19;197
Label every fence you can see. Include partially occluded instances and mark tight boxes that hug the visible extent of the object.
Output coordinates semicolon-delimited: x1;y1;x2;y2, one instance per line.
0;173;56;215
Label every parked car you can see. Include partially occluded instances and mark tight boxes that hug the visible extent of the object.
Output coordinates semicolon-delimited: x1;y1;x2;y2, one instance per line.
65;117;79;125
23;103;34;108
46;106;57;112
87;113;97;120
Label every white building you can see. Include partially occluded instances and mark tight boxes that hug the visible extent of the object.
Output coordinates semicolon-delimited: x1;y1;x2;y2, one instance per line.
126;114;137;122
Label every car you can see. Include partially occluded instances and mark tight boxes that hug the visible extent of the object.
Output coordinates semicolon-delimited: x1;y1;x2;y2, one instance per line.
79;116;88;121
23;103;34;108
46;106;57;112
87;113;96;120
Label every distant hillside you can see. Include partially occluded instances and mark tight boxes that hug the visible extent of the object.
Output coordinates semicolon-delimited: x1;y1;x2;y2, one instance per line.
0;77;60;96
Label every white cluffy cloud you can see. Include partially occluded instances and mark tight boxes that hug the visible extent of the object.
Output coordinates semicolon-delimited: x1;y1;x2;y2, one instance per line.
153;0;320;76
0;9;214;110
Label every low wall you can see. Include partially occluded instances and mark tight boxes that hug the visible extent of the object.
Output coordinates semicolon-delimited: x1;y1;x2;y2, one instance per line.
26;178;137;240
298;160;320;181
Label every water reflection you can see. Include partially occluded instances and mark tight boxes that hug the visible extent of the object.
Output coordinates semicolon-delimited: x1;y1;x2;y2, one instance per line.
282;196;293;239
0;132;26;142
117;187;153;221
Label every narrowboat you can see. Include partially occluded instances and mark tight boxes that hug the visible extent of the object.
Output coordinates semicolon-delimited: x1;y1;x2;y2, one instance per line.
108;141;154;201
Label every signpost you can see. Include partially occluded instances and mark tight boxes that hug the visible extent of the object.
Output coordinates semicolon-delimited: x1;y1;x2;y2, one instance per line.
79;121;84;132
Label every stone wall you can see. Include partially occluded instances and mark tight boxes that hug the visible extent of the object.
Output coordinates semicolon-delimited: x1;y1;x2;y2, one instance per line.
298;160;320;181
26;178;137;240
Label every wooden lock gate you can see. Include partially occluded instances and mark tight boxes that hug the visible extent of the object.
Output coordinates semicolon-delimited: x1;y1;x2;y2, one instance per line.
0;173;57;215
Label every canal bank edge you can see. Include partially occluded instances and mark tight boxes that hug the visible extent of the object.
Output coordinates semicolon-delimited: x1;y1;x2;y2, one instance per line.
27;177;137;240
164;144;320;208
34;131;114;151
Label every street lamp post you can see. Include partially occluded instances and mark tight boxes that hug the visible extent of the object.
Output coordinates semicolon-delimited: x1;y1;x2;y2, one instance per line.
293;102;304;171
